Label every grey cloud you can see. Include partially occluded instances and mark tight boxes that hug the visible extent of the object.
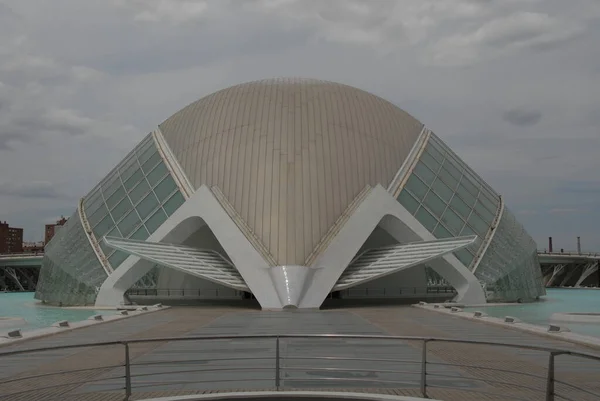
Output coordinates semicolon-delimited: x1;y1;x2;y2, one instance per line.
0;3;18;24
0;0;598;249
0;118;79;151
502;109;542;126
12;1;310;76
0;132;25;150
558;180;600;195
0;181;69;199
430;11;585;66
12;111;89;136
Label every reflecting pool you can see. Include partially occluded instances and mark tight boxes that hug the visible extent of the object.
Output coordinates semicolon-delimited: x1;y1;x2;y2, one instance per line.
467;288;600;338
0;292;103;331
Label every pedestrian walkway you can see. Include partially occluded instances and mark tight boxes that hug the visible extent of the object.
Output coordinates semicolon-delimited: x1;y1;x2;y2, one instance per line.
0;306;598;401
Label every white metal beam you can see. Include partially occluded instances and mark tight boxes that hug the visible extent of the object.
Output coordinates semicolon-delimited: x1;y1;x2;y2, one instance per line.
334;236;477;290
103;236;248;291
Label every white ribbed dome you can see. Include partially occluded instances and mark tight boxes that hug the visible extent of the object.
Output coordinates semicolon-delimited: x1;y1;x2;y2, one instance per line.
159;78;423;266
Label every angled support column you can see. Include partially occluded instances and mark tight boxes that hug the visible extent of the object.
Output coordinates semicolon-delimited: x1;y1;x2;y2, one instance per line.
300;184;486;308
546;264;565;286
4;267;25;291
575;262;599;287
96;185;280;308
559;267;579;287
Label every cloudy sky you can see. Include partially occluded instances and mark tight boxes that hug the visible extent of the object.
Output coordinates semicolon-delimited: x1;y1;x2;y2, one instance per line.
0;0;599;251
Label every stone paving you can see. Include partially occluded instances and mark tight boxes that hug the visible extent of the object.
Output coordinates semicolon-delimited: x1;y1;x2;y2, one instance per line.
0;305;599;401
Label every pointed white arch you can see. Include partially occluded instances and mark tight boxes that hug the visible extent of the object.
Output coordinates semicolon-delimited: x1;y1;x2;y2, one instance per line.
299;184;486;308
95;185;280;308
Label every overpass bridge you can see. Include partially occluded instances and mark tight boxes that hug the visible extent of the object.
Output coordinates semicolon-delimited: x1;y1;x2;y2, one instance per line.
1;249;599;293
538;251;600;288
0;253;43;292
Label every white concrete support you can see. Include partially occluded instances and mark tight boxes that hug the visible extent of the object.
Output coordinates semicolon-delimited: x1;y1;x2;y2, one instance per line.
546;264;565;286
96;185;281;308
300;184;486;308
268;265;319;308
3;267;25;291
575;262;599;287
559;267;579;287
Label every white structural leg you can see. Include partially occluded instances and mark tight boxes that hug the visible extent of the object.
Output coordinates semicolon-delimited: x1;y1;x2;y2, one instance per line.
559;268;578;287
575;262;599;287
96;184;487;309
300;184;486;308
546;264;565;286
96;185;280;308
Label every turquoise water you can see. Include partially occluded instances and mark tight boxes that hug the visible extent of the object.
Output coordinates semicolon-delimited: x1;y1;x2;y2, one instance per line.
468;288;600;338
0;292;104;331
2;289;599;337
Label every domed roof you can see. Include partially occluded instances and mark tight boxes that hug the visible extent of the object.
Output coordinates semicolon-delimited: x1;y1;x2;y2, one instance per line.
158;78;423;266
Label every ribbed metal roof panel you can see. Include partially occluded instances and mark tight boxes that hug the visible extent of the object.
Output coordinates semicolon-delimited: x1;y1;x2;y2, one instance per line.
159;78;423;265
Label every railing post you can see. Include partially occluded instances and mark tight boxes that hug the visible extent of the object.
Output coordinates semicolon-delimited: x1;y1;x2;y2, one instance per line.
275;336;281;390
421;339;428;398
546;352;556;401
124;342;132;401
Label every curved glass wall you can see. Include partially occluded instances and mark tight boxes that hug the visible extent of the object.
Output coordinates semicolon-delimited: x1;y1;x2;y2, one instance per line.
36;134;187;306
82;134;186;286
396;132;543;301
397;133;500;268
35;210;108;305
475;206;546;302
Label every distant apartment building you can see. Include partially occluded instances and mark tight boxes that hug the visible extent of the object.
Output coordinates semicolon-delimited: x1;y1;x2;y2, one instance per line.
0;221;24;254
44;216;68;245
23;241;45;253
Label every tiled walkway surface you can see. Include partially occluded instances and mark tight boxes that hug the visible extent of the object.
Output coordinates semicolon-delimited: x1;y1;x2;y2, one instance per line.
0;305;599;401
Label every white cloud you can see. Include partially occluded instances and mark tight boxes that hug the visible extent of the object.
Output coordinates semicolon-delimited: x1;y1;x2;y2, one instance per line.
121;0;210;23
429;12;583;65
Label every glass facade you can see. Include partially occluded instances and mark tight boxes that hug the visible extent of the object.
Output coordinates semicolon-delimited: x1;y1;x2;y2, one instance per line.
397;132;544;301
83;135;184;269
397;133;500;269
475;206;546;302
36;133;187;306
82;134;186;274
35;210;108;305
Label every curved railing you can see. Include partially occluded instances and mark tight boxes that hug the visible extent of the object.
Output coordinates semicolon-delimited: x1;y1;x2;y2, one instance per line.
1;334;599;401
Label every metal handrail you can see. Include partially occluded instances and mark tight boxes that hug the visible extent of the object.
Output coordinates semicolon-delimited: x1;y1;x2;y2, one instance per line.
0;253;44;258
125;286;457;297
539;251;600;257
1;334;599;401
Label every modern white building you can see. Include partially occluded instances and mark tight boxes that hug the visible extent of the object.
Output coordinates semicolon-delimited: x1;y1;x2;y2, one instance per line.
35;78;545;309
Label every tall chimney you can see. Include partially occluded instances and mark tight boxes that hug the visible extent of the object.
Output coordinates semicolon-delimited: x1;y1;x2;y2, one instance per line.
549;237;553;253
577;236;581;254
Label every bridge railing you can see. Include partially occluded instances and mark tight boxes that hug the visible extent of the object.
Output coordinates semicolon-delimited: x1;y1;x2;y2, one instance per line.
0;253;44;259
125;286;458;298
1;334;599;401
538;251;600;257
